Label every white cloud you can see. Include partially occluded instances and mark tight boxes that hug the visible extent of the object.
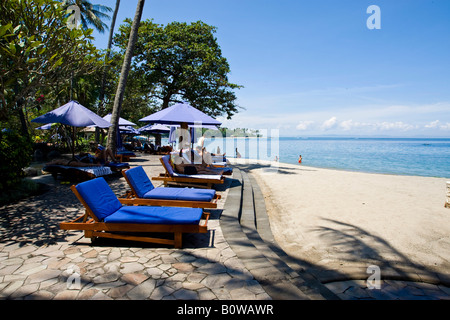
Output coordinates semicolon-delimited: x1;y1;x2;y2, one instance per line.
296;121;314;130
425;120;440;128
376;121;416;131
321;117;337;130
339;119;355;131
439;122;450;130
338;119;374;131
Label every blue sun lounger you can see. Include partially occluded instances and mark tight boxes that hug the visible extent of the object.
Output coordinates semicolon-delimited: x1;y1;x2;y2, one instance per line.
121;166;220;208
152;155;226;189
60;177;209;248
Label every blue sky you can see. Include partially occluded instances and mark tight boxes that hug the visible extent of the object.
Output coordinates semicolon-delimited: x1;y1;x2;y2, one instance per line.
91;0;450;137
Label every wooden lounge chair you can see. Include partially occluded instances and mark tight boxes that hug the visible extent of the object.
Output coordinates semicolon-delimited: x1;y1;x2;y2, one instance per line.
152;155;225;189
115;150;136;163
180;149;233;174
60;177;209;248
43;164;114;182
121;166;221;208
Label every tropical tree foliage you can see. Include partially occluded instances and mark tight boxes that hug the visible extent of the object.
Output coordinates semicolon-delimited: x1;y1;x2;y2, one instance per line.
114;19;242;119
60;0;112;33
0;0;105;134
0;129;33;193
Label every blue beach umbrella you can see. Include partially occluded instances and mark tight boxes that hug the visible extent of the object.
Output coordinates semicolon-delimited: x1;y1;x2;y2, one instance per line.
140;103;221;149
32;100;111;157
120;126;140;134
36;123;55;130
102;113;136;127
32;100;111;128
139;102;222;126
138;123;170;134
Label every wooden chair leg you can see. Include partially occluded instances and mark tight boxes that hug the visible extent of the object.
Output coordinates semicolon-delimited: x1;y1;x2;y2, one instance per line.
174;232;182;248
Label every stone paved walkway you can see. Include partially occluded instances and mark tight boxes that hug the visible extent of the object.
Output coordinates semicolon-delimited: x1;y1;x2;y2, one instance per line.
0;155;270;300
0;226;270;300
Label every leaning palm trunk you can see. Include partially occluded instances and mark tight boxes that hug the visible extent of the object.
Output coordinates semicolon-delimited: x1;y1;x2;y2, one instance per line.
106;0;145;153
99;0;120;111
97;0;120;143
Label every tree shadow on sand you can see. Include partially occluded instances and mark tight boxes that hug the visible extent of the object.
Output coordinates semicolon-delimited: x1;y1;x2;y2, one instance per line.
231;161;317;175
311;219;450;285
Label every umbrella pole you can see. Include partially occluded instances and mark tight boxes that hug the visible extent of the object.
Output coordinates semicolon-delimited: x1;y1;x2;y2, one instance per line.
72;126;76;159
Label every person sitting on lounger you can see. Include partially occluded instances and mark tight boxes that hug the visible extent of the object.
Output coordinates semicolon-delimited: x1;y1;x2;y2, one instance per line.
94;145;117;164
172;149;224;175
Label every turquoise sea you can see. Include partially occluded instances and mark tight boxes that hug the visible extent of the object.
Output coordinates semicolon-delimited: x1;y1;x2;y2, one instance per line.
166;137;450;179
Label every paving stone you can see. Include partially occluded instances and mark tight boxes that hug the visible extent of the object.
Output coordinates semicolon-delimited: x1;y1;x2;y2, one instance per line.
3;274;27;282
161;254;178;264
172;288;198;300
230;287;257;300
120;256;139;263
109;284;134;299
197;287;217;300
126;279;156;300
17;264;47;276
438;285;450;295
91;291;113;300
53;290;79;300
146;267;165;278
172;262;195;273
93;272;121;284
201;273;232;289
2;243;22;253
1;257;24;266
120;262;144;274
108;248;121;261
211;287;232;300
82;249;98;259
9;283;40;299
182;282;205;291
28;269;61;284
246;280;268;295
39;278;59;289
186;272;207;283
25;290;54;300
1;281;24;298
197;262;227;275
9;245;36;258
345;285;373;299
325;281;353;294
150;285;175;300
121;273;149;285
158;263;171;271
255;292;272;300
24;255;46;265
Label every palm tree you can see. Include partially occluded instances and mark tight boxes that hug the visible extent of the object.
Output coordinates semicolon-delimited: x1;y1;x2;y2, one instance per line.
97;0;120;143
63;0;112;33
99;0;120;110
106;0;145;153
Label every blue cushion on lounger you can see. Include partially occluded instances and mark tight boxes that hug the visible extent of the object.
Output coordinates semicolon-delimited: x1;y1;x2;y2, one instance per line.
144;187;215;202
125;166;155;198
108;162;129;169
76;177;123;221
104;206;203;225
161;155;175;176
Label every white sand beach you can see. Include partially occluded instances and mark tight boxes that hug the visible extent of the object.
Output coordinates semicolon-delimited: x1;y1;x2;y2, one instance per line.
230;158;450;281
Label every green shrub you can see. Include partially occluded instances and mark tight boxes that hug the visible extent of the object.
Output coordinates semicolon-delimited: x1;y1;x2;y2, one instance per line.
0;129;33;193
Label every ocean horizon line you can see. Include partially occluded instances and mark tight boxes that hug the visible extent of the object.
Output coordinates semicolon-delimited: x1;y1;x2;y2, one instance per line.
229;157;450;180
213;135;450;140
